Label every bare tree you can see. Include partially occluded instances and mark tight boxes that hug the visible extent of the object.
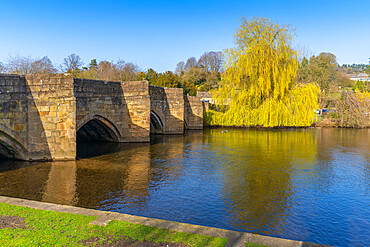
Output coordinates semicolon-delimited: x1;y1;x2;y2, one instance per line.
295;44;313;63
334;91;370;128
62;54;83;72
30;56;57;73
7;55;34;74
96;60;116;81
198;51;223;73
175;61;185;75
76;59;140;81
0;62;6;73
185;57;197;71
116;60;139;81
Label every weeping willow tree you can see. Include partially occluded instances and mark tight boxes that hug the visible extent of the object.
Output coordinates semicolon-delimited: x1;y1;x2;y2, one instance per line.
207;17;319;127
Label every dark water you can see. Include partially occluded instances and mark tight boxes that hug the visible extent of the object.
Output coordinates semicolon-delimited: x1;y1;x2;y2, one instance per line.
0;128;369;247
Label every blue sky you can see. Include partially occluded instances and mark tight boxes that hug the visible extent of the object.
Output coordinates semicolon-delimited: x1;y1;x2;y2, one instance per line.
0;0;369;72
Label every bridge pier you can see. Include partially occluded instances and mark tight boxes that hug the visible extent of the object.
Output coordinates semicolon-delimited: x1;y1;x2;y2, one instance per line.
149;85;185;134
0;74;204;161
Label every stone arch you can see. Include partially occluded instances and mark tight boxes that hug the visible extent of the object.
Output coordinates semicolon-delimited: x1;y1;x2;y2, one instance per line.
77;115;121;142
150;110;164;133
0;131;28;160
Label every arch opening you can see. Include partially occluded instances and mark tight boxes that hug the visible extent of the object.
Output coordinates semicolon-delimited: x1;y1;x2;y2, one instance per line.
150;111;163;132
0;143;19;159
77;118;119;143
0;132;28;160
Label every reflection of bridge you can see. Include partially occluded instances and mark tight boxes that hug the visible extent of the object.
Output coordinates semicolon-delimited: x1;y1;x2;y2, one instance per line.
0;74;204;161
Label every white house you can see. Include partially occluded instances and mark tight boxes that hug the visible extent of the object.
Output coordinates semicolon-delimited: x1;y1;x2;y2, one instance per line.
350;73;370;82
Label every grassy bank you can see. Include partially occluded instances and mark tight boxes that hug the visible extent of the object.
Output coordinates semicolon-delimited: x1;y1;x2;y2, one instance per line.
0;202;228;246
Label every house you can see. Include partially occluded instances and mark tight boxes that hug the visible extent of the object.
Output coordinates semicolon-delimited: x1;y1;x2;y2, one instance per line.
350;73;370;82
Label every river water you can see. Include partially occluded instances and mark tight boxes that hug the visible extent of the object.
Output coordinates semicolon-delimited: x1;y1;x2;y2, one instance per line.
0;128;369;246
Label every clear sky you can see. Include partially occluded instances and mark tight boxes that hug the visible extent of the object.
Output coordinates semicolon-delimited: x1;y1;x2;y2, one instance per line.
0;0;369;72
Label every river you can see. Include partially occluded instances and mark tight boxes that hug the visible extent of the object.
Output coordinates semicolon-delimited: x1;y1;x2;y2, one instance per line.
0;128;369;246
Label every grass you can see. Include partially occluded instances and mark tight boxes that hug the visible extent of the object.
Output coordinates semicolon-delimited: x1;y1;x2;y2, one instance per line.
246;243;269;247
0;202;228;246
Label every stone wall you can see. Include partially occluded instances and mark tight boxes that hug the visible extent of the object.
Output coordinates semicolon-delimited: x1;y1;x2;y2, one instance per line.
149;86;184;134
26;74;76;160
184;95;203;130
74;78;126;142
121;81;150;142
0;75;29;159
0;74;205;161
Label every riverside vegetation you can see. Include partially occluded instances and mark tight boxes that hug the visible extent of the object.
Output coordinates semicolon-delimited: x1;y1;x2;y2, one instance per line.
206;17;320;127
0;17;369;128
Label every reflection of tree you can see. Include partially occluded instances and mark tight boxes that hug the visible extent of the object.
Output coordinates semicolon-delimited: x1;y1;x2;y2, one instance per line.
204;129;318;235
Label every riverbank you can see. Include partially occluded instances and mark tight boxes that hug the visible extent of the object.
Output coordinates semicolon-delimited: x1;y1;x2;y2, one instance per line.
0;196;332;247
0;198;226;246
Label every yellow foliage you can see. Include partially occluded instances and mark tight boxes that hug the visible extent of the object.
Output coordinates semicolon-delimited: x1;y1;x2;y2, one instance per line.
355;89;370;102
208;17;319;127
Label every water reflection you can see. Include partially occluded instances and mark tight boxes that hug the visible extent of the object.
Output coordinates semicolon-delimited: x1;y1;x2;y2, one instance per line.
204;129;318;235
0;160;49;201
43;161;78;205
0;128;369;247
75;143;153;211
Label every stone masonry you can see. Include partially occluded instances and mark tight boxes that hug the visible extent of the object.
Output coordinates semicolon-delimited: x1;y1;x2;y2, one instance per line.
149;85;185;134
184;95;203;130
0;74;203;161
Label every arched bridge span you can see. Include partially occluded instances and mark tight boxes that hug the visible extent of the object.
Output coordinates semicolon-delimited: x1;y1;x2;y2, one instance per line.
0;74;203;161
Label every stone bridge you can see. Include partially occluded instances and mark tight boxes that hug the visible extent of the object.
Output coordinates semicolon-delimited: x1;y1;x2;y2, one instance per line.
0;74;203;161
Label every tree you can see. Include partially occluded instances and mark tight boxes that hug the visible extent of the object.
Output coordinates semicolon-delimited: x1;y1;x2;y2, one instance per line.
182;67;207;86
180;80;197;96
201;72;221;91
76;59;140;81
62;54;83;73
210;17;319;127
89;59;98;68
197;51;223;73
175;53;223;92
307;52;338;92
366;66;370;76
116;60;139;81
184;57;197;71
0;62;6;73
156;71;180;88
7;55;34;74
30;56;57;74
175;61;185;76
297;52;353;108
96;61;116;81
139;68;159;85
